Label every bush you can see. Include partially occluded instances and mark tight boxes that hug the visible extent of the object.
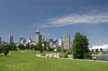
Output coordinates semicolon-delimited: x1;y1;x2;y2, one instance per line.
8;43;17;50
3;46;9;56
41;52;46;56
26;43;30;49
64;52;68;58
84;52;92;59
46;46;54;52
4;50;9;56
18;44;25;50
59;53;64;58
0;45;4;54
66;49;72;54
59;52;69;58
30;45;35;50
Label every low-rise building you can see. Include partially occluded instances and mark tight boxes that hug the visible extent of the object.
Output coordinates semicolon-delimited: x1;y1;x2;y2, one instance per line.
89;44;108;52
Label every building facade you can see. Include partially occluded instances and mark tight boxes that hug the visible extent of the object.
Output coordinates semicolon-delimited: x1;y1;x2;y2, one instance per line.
89;44;108;52
9;35;14;44
35;31;42;44
19;38;26;44
58;40;63;48
63;33;70;49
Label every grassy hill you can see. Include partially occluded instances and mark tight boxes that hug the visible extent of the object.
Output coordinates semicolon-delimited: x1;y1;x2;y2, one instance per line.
0;50;108;71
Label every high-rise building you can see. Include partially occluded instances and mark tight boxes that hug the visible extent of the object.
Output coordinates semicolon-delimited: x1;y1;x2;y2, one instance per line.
58;40;63;48
35;31;42;44
25;38;33;45
63;33;70;49
19;38;26;44
9;35;14;44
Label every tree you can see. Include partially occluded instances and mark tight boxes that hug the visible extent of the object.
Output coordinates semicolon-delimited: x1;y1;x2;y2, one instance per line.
26;43;30;49
91;49;94;53
100;48;103;52
8;43;17;50
4;49;9;56
30;44;35;50
40;43;43;53
34;45;39;50
36;43;43;53
0;45;4;54
95;49;99;53
72;32;90;59
46;46;53;52
42;42;47;50
3;45;10;56
18;44;25;50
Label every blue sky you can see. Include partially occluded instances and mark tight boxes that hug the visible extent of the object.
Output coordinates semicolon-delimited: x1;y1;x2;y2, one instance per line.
0;0;108;46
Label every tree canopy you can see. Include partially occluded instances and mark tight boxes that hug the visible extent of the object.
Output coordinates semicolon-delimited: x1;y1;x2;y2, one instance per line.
72;32;90;59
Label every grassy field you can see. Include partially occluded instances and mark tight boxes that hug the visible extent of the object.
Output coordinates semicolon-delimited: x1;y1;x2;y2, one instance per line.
0;50;108;71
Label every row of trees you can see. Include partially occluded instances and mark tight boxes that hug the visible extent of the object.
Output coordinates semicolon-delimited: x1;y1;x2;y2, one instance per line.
0;43;34;56
35;42;66;53
0;42;56;56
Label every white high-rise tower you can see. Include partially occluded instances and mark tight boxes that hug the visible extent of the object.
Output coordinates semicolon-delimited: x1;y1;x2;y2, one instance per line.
63;33;70;49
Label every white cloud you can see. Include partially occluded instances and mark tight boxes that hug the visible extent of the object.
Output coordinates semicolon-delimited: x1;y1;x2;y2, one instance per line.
37;12;108;28
49;13;108;25
40;24;65;28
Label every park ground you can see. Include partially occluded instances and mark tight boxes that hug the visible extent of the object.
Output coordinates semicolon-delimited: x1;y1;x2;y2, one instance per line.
0;50;108;71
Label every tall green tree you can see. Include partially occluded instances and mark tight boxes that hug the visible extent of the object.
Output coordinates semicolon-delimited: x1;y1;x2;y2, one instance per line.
72;32;90;59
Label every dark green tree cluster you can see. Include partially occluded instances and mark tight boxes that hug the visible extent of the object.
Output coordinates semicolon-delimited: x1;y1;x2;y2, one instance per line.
0;45;4;54
18;43;36;50
18;44;25;50
3;45;10;56
25;43;30;49
35;42;48;51
46;46;55;52
0;45;10;56
72;32;91;59
8;43;17;50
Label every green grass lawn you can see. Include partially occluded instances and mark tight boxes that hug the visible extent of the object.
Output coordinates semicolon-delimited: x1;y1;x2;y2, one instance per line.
0;50;108;71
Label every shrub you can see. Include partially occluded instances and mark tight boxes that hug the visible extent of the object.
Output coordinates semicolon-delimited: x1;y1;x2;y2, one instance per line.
0;45;4;54
3;46;9;56
4;50;9;56
18;44;25;50
59;53;64;58
64;52;68;58
41;52;46;56
84;52;92;59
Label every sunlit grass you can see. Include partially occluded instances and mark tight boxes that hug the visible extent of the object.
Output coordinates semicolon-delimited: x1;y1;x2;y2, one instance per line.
0;50;108;71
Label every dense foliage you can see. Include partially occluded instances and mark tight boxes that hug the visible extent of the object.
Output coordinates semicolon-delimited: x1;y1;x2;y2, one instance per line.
72;32;91;59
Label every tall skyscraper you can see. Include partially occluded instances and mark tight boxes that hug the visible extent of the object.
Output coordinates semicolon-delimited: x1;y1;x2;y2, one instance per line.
35;31;42;44
63;33;70;49
9;35;14;44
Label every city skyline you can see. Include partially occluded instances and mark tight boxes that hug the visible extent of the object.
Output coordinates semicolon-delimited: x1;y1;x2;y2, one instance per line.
0;0;108;46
